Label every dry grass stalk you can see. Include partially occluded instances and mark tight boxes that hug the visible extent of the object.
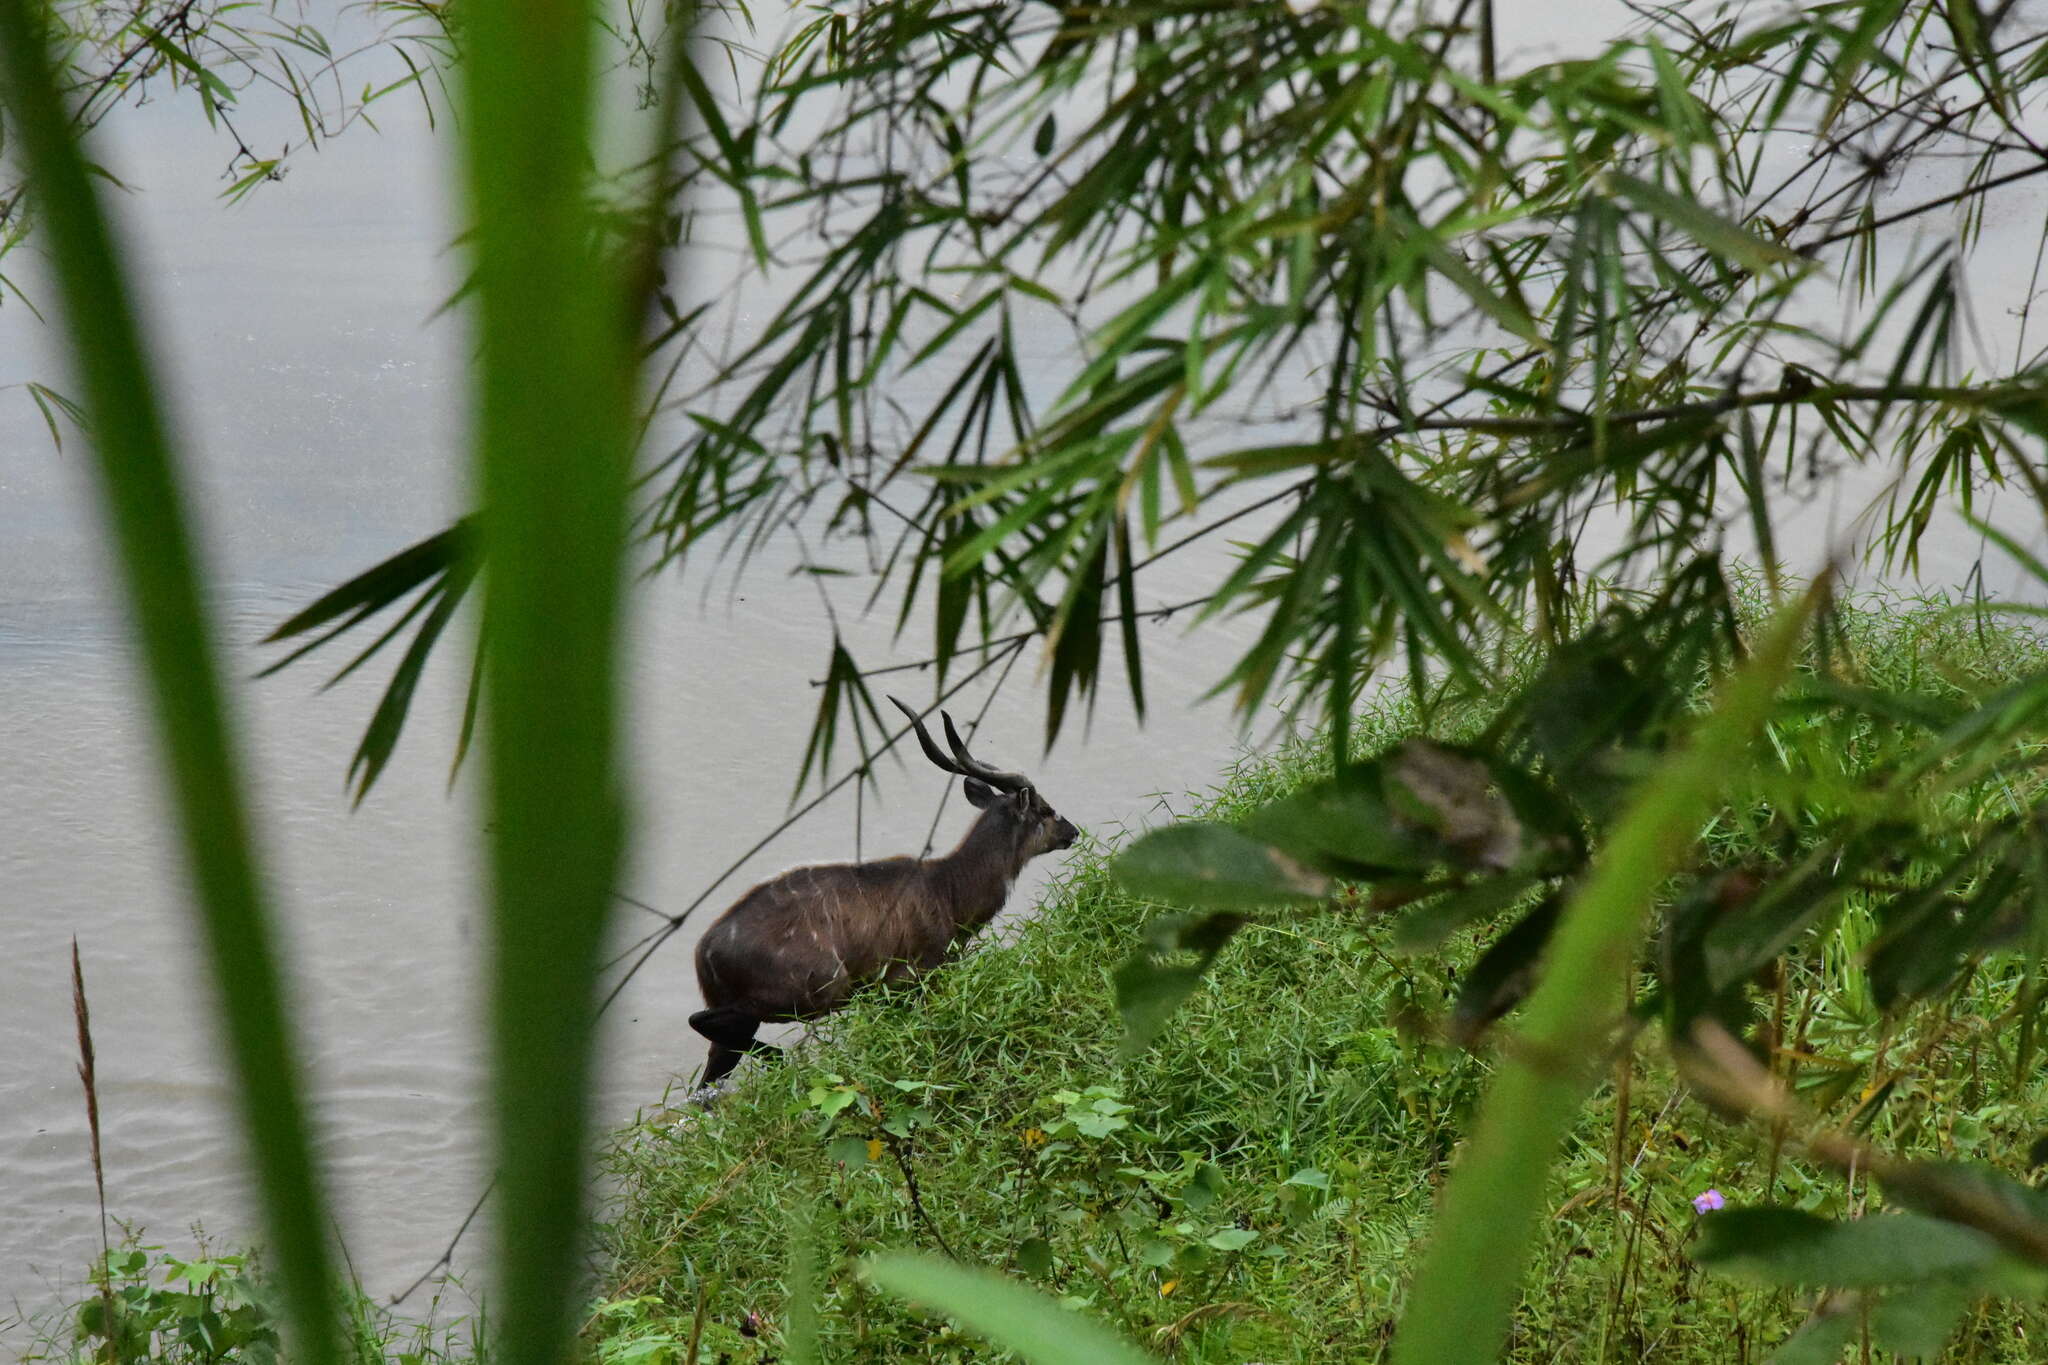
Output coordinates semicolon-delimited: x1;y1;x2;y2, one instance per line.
71;937;116;1361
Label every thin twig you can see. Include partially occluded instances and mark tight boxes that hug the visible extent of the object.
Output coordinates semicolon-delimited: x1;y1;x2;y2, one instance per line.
388;1179;493;1308
885;1133;957;1261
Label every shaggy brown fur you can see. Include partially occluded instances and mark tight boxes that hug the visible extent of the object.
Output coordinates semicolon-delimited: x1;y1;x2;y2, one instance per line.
689;703;1077;1086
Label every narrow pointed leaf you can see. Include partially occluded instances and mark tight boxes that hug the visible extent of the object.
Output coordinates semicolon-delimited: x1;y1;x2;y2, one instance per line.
865;1253;1159;1365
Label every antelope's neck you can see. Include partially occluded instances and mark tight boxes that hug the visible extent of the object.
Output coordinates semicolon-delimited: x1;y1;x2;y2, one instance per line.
936;811;1022;932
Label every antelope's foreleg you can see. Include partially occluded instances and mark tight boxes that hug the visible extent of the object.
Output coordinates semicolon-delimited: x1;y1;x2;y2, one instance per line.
691;1006;779;1086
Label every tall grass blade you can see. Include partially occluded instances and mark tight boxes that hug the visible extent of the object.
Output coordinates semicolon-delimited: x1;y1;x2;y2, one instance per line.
461;0;639;1356
865;1253;1160;1365
0;6;340;1359
784;1204;820;1365
1389;581;1825;1365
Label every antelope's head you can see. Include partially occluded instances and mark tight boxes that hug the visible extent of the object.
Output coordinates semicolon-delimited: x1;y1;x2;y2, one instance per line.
890;697;1079;861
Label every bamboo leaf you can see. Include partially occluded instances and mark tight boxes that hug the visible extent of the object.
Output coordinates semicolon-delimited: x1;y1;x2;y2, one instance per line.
461;0;644;1353
137;28;239;104
266;521;472;645
1421;234;1542;344
1695;1208;2002;1287
1390;583;1824;1365
865;1254;1160;1365
344;561;477;805
0;5;340;1360
1605;171;1801;273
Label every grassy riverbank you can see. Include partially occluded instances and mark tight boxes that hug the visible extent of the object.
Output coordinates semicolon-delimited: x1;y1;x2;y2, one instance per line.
589;593;2048;1364
23;593;2048;1362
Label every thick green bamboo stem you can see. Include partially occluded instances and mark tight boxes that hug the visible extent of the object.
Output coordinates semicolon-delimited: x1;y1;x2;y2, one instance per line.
0;3;339;1358
1391;585;1823;1365
460;0;637;1358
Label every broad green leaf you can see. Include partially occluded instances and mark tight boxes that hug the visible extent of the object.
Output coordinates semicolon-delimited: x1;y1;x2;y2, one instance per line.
1393;870;1544;955
1866;856;2022;1008
1694;1208;2001;1287
1390;586;1821;1365
1182;1162;1224;1212
1015;1236;1054;1277
865;1253;1159;1365
1113;910;1248;1056
1697;831;1894;997
1243;741;1535;882
1766;1308;1858;1365
0;5;342;1361
1240;768;1440;877
1112;823;1331;910
1880;1161;2048;1266
1870;1280;1975;1359
1445;895;1563;1047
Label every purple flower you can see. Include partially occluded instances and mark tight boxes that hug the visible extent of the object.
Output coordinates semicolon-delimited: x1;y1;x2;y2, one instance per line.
1692;1188;1725;1215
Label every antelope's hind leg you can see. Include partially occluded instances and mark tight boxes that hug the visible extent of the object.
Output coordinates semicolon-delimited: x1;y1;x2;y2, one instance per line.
690;1006;779;1086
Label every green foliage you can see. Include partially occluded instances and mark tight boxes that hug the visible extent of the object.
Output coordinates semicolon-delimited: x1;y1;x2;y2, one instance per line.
24;0;2048;1359
1693;1203;2048;1362
1113;912;1250;1056
0;0;654;1360
72;1245;279;1363
0;0;457;445
1105;576;2048;1052
284;0;2048;810
1694;1208;2008;1288
35;0;453;193
587;1294;767;1365
20;1233;481;1365
0;1;342;1354
591;594;2048;1363
864;1253;1160;1365
1099;583;2048;1360
1394;588;1821;1365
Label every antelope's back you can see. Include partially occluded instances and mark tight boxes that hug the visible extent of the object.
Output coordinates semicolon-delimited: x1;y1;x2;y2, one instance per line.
694;856;937;1014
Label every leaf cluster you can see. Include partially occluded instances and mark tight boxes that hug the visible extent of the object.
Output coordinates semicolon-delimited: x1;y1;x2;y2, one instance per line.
280;0;2048;817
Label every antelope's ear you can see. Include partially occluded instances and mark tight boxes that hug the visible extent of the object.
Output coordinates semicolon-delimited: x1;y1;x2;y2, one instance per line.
962;777;997;808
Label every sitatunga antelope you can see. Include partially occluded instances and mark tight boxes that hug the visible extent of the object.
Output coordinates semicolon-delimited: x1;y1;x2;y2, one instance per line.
688;697;1079;1086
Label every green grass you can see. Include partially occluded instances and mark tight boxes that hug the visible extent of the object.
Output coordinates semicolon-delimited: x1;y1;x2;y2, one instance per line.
23;592;2048;1363
10;1228;487;1364
589;592;2048;1364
